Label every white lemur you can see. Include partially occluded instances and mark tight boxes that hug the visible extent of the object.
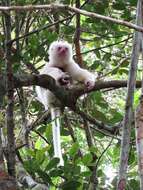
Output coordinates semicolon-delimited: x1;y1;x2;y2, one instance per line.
36;41;95;165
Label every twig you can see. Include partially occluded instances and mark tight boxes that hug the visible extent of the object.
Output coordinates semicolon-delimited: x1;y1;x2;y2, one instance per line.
101;57;130;78
79;36;132;56
10;15;72;44
64;115;82;157
0;4;143;33
34;130;49;144
73;107;119;134
95;136;114;168
74;0;83;67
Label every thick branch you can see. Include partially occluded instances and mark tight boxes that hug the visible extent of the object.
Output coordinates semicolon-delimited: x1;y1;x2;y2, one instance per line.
2;74;142;104
4;3;16;179
0;74;142;109
0;4;143;33
13;75;142;91
0;74;139;137
14;74;77;108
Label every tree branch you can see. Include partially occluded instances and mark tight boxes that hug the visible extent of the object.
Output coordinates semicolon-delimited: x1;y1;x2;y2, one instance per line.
0;74;142;109
0;4;143;33
73;107;118;134
117;0;142;188
4;4;16;178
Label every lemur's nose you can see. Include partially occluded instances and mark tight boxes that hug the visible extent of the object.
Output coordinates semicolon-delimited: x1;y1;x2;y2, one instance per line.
58;47;67;55
61;48;66;53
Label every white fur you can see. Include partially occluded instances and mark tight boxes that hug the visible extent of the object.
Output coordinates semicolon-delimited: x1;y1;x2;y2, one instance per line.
51;107;64;166
36;41;96;166
48;41;72;67
36;66;66;109
48;41;96;89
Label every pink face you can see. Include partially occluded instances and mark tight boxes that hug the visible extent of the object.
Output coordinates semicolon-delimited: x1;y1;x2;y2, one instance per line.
57;45;68;57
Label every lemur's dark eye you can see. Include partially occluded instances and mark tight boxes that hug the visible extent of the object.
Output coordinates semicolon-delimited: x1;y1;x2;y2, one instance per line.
58;46;62;50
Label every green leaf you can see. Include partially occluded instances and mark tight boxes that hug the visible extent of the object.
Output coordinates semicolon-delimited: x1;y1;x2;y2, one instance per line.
26;149;35;157
35;139;43;149
81;171;92;177
23;159;39;176
61;128;70;136
93;109;107;123
45;125;53;142
82;153;93;165
69;143;79;157
128;150;135;165
127;0;137;6
129;179;140;189
37;124;47;134
103;53;111;61
49;169;63;177
95;50;101;59
35;149;45;165
109;110;123;124
121;10;132;21
113;1;126;10
119;68;129;74
61;180;81;190
63;26;75;34
37;169;53;185
72;165;81;175
90;60;101;69
46;157;60;170
97;169;104;177
89;146;98;154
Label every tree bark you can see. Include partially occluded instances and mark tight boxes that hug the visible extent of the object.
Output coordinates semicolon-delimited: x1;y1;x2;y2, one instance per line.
136;96;143;189
117;0;142;189
4;0;16;180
